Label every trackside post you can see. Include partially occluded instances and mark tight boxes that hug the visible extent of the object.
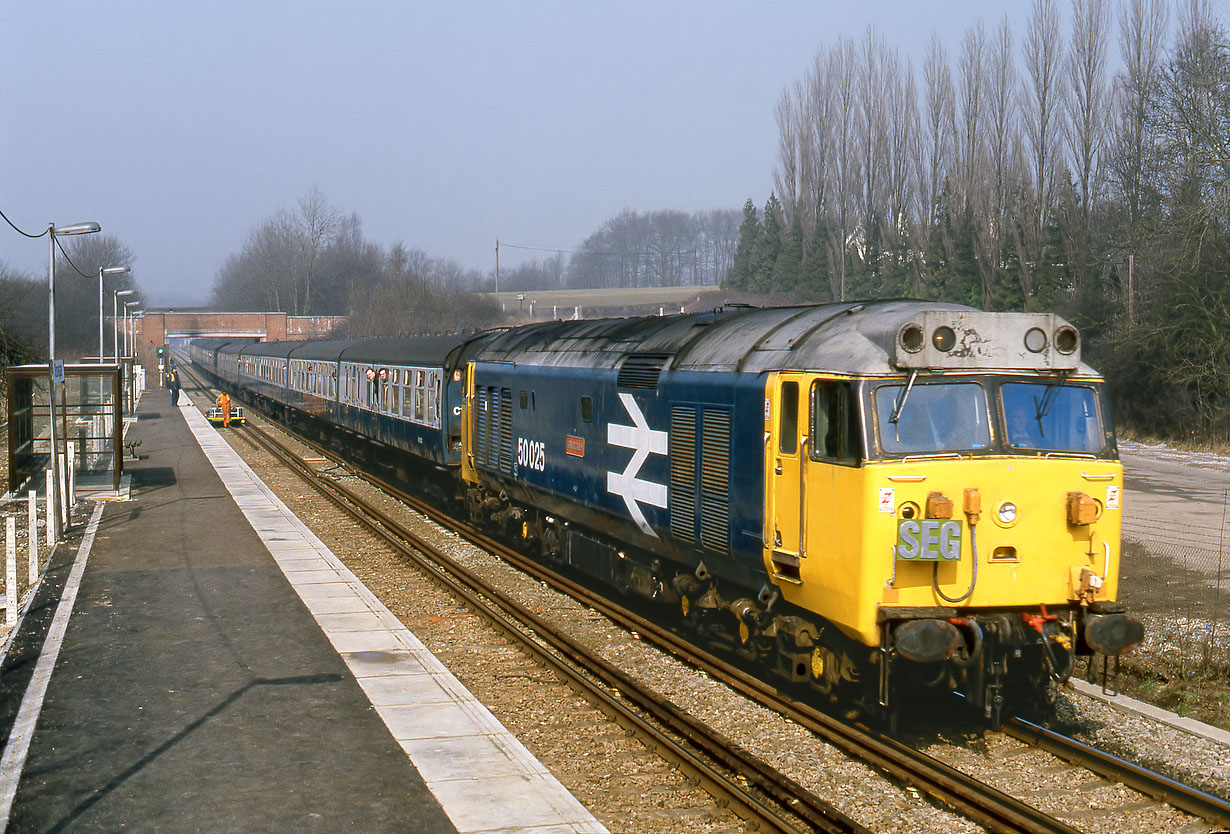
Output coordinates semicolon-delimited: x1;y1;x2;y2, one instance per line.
27;491;37;584
44;470;55;547
5;516;14;626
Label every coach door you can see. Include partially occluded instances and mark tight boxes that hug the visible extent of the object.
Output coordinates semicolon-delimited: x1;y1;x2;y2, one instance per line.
766;374;806;583
460;362;478;485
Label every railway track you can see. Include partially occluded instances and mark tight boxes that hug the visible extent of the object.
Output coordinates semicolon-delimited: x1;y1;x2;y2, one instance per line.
179;365;1229;833
227;415;862;834
1001;717;1230;829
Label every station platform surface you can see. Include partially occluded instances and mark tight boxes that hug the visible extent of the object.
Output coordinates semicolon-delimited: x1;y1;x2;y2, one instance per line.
0;390;606;833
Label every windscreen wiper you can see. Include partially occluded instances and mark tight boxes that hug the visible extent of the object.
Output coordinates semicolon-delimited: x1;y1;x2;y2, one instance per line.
890;370;918;425
1032;372;1067;420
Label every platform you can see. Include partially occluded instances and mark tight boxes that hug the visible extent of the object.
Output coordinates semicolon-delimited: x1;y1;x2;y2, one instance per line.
0;389;606;833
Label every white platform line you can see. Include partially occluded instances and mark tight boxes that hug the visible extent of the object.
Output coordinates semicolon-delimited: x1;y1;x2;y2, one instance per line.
177;396;607;834
0;503;105;832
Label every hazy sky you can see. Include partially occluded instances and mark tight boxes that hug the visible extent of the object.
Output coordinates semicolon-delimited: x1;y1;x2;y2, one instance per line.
0;2;1130;307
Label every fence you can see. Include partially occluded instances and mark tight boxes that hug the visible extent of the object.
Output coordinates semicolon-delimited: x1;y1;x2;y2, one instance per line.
1120;533;1229;672
0;487;53;631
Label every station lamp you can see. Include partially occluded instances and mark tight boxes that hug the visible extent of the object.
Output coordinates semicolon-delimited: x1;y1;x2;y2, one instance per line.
47;221;101;541
124;303;141;358
98;267;131;362
113;289;135;361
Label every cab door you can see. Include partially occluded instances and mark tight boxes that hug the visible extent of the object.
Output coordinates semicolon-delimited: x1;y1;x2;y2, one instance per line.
766;374;807;582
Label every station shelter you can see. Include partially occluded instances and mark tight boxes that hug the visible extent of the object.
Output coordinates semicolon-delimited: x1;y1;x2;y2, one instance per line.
5;364;124;496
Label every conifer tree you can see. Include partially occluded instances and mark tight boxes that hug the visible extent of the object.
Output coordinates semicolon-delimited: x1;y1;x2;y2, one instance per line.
725;198;761;290
751;194;784;292
777;210;806;294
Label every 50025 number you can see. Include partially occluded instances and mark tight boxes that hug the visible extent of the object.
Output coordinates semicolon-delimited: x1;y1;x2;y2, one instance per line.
517;438;546;471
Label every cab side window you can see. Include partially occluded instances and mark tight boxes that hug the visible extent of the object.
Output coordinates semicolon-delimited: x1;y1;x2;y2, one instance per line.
779;381;799;454
810;380;861;465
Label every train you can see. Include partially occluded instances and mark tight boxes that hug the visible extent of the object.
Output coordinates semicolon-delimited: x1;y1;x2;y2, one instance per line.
188;300;1143;727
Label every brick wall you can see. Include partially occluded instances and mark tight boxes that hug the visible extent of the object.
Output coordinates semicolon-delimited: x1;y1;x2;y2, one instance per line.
132;311;347;370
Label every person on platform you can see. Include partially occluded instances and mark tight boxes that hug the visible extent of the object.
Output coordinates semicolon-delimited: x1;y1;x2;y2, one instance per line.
169;369;181;406
218;392;231;427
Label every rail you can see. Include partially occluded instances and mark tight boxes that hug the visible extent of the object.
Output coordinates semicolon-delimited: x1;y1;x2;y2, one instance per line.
228;417;861;834
182;359;1227;832
1004;716;1230;829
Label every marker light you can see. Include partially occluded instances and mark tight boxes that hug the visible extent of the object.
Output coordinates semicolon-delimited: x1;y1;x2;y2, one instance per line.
932;326;956;352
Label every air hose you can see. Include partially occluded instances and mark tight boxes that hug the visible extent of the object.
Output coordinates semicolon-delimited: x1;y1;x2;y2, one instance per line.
933;523;979;604
1039;627;1075;681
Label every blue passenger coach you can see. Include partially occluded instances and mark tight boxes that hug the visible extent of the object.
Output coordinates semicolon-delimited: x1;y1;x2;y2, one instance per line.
194;334;487;471
333;337;481;467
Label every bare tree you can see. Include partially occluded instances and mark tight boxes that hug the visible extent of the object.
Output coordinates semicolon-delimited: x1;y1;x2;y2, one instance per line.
1107;0;1169;232
1021;0;1068;303
800;52;835;266
957;20;988;205
0;264;49;370
1161;0;1230;216
1067;0;1113;252
295;186;342;314
53;235;138;356
887;57;921;291
974;16;1021;307
857;29;891;245
921;35;956;240
774;83;803;219
829;37;861;300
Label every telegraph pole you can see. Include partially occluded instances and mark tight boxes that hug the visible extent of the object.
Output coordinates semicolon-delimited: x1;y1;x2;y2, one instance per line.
495;238;500;295
1127;253;1135;327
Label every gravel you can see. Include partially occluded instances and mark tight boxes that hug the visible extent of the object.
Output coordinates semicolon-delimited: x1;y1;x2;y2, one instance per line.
24;404;1227;833
236;417;1230;832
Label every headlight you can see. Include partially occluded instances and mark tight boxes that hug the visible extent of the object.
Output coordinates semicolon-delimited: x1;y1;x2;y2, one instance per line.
997;502;1018;524
1055;326;1079;355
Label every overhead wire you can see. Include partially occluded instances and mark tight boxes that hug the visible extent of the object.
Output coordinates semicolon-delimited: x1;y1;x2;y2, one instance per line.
500;241;697;259
0;207;46;239
1;205;99;277
53;235;93;278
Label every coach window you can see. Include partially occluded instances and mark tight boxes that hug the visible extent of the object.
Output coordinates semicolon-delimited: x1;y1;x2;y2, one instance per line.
426;372;438;423
779;381;799;454
581;396;593;422
810;380;861;465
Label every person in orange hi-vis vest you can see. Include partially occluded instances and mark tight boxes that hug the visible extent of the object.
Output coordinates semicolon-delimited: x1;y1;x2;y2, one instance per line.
218;392;231;427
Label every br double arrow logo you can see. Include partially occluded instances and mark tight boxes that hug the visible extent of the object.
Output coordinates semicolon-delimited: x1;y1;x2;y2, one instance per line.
606;393;668;537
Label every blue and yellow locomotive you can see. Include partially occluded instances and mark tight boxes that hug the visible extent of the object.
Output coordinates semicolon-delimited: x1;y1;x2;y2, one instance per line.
192;300;1143;724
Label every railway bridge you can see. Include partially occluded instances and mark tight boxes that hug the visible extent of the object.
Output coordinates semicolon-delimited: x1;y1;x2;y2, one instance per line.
129;309;346;375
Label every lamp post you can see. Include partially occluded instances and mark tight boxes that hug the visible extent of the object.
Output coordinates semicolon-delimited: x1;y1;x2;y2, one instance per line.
113;289;135;362
125;304;141;359
114;290;136;419
47;221;101;541
98;267;131;362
